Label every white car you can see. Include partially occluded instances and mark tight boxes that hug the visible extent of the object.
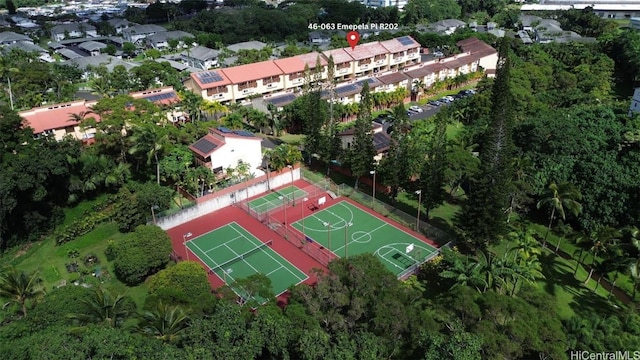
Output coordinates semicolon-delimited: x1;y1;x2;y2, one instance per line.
409;105;423;113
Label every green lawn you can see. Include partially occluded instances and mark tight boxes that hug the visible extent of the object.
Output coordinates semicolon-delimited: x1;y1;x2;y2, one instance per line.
2;198;151;308
492;237;624;319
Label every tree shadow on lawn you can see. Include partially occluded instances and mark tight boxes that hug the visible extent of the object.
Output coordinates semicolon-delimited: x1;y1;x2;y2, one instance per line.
539;251;618;318
540;252;581;297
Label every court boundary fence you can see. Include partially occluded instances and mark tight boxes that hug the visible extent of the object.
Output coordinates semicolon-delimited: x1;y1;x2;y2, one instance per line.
237;180;332;222
237;178;338;267
335;183;455;246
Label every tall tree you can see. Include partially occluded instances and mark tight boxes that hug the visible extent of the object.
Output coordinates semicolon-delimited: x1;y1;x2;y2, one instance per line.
419;113;449;218
536;181;583;248
458;38;516;250
0;268;44;317
350;82;375;189
128;123;170;185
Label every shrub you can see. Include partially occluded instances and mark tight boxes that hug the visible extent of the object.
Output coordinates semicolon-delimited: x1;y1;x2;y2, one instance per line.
113;225;172;285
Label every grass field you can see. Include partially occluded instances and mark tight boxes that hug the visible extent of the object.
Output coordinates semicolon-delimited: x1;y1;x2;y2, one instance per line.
186;222;307;302
247;185;308;214
291;200;437;276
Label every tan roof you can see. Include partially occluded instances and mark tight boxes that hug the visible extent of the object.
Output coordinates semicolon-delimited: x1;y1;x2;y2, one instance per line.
190;70;232;90
343;41;388;60
377;72;410;85
323;48;354;64
20;100;100;134
221;60;283;83
405;63;447;79
380;36;420;53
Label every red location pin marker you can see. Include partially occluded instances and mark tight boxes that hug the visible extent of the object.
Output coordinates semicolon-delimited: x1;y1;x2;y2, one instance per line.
346;31;360;50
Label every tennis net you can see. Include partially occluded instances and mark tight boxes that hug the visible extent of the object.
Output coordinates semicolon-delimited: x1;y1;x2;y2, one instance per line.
210;240;273;273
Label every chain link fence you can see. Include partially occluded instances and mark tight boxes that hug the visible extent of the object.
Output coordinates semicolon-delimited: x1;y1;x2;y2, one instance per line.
336;184;455;246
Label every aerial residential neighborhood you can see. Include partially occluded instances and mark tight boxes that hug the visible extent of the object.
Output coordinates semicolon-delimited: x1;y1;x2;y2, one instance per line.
1;0;639;358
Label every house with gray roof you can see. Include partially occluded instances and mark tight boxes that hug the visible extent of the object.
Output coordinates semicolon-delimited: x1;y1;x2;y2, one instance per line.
79;41;107;56
429;19;466;35
227;40;268;53
122;24;167;44
64;54;139;79
181;45;219;70
107;18;136;35
3;42;46;54
51;23;97;41
0;31;33;45
146;30;194;49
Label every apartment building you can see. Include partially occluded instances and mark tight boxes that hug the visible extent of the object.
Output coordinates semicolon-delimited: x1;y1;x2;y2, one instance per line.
185;36;423;104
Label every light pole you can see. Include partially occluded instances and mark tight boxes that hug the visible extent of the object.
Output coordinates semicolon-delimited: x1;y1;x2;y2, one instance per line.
370;170;376;210
279;196;287;239
301;197;308;237
344;222;352;258
415;190;422;231
183;232;192;261
151;205;159;224
287;164;295;206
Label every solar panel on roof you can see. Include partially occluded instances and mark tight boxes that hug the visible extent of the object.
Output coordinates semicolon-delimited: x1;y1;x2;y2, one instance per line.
336;84;358;95
192;138;217;155
234;130;254;137
198;71;223;84
268;93;296;107
218;126;232;133
397;36;415;46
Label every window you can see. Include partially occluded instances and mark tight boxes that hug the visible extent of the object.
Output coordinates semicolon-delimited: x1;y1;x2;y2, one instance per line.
65;126;75;134
238;81;257;90
207;86;228;96
213;166;223;174
359;58;372;66
263;76;280;85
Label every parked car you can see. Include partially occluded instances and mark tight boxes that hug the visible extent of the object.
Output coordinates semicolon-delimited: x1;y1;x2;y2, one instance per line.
409;105;423;113
433;51;444;57
445;96;455;102
428;100;441;106
374;115;390;124
439;97;451;104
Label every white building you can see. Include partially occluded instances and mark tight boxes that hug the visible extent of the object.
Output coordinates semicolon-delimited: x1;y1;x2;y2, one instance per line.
189;127;264;176
629;88;640;116
50;23;97;41
358;0;408;9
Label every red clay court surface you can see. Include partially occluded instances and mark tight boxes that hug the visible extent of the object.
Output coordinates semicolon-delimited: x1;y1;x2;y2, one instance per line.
166;179;439;299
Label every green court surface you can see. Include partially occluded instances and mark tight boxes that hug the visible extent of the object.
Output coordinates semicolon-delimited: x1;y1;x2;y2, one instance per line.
247;185;309;214
186;222;308;302
290;200;437;276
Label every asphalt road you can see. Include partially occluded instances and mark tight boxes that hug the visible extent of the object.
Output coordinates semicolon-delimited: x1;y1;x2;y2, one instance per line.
407;102;448;121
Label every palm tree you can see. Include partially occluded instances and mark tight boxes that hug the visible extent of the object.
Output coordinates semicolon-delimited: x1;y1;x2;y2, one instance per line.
136;303;190;343
570;231;590;275
69;287;132;328
583;227;621;285
0;268;44;317
629;260;640;301
411;79;425;101
536;182;583;247
439;250;487;292
510;255;544;296
88;76;112;98
508;228;541;261
129;124;169;185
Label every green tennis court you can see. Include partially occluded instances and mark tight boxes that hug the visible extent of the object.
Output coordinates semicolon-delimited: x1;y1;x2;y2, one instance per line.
290;200;437;276
186;222;308;303
247;185;308;214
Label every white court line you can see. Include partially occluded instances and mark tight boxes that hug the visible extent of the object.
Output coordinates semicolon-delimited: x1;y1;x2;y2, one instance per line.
266;266;285;277
333;222;387;254
228;222;307;282
204;235;245;254
377;248;405;270
223;243;262;274
342;202;438;252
